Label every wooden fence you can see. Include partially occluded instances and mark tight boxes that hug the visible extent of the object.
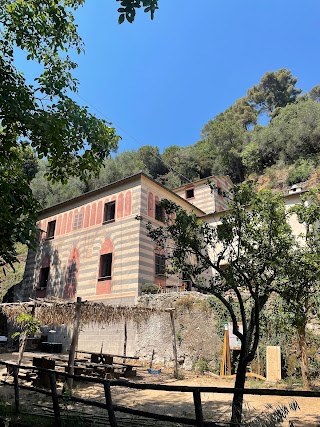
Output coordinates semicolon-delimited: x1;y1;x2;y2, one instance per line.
0;360;319;427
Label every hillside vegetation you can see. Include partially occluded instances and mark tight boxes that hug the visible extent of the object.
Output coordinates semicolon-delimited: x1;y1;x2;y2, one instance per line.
30;68;320;208
0;244;27;301
4;69;320;295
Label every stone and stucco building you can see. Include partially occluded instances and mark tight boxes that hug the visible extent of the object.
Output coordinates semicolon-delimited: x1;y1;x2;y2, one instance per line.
22;172;232;306
19;172;232;353
19;174;309;357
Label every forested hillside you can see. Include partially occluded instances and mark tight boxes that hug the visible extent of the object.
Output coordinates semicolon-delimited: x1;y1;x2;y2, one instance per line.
31;68;320;208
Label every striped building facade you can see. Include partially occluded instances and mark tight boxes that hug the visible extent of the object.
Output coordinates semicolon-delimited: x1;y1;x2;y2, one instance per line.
21;173;231;353
173;175;233;214
22;173;216;305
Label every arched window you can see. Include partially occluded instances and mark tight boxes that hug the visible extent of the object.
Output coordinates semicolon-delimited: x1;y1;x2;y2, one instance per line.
64;248;79;299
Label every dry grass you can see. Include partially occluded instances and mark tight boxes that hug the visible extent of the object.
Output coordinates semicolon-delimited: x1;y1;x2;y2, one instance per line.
0;301;161;327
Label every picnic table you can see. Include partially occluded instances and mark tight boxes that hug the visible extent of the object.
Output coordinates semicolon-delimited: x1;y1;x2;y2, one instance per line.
76;350;139;361
41;342;62;353
74;350;140;377
112;361;140;378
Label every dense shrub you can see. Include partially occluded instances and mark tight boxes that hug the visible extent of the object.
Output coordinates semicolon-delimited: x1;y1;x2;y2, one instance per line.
140;283;159;294
286;160;314;186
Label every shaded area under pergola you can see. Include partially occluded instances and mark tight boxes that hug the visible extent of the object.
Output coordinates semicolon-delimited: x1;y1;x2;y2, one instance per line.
0;297;179;385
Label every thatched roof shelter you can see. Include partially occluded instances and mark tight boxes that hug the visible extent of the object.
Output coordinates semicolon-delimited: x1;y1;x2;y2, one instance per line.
0;299;162;327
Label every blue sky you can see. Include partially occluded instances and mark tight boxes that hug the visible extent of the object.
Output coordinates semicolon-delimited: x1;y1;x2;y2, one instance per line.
19;1;320;154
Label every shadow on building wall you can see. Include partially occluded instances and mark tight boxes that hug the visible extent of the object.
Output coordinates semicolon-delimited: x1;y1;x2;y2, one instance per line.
17;240;78;352
30;239;73;300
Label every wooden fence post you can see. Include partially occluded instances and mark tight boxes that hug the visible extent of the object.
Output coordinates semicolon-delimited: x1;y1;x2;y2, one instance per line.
12;366;19;414
220;326;231;376
193;389;204;427
67;296;82;391
123;320;127;364
166;308;178;379
49;371;61;426
257;346;261;376
104;380;118;427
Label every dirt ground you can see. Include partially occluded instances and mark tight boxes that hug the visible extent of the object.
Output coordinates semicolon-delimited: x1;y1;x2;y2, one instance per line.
0;351;319;426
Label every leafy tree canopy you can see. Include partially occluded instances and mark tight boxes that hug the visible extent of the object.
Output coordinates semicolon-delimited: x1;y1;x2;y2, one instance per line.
244;100;320;174
137;145;168;179
116;0;158;24
160;145;200;186
143;183;320;415
0;147;39;268
247;68;302;118
309;84;320;103
143;184;294;425
273;189;320;389
229;96;258;130
0;0;120;183
29;67;320;209
200;114;247;183
0;0;123;266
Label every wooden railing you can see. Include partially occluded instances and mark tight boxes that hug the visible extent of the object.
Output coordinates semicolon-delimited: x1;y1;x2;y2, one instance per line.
0;360;319;427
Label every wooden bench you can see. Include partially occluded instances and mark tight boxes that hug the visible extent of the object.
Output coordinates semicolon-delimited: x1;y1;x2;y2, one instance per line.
76;350;139;361
74;361;116;378
112;362;139;377
74;360;137;378
32;357;55;388
113;362;140;368
74;351;139;378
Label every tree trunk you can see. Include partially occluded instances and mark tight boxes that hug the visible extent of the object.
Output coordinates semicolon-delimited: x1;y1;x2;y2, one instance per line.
230;359;247;427
297;325;310;390
17;334;27;369
17;303;36;371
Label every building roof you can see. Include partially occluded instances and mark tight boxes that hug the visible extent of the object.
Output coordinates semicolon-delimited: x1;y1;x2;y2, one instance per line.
173;175;233;192
38;171;206;217
199;187;308;221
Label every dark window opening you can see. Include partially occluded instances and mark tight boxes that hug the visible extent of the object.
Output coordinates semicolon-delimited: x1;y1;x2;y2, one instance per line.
99;253;113;279
104;202;116;222
73;213;83;230
182;272;192;291
46;220;56;239
186;188;194;199
217;187;223;196
155;202;165;222
38;267;50;288
155;254;166;277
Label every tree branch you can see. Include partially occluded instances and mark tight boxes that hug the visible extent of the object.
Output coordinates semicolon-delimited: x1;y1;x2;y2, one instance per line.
207;287;243;342
233;287;247;337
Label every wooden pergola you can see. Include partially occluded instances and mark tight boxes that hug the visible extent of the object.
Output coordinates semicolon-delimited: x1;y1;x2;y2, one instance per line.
0;298;160;327
0;297;179;383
